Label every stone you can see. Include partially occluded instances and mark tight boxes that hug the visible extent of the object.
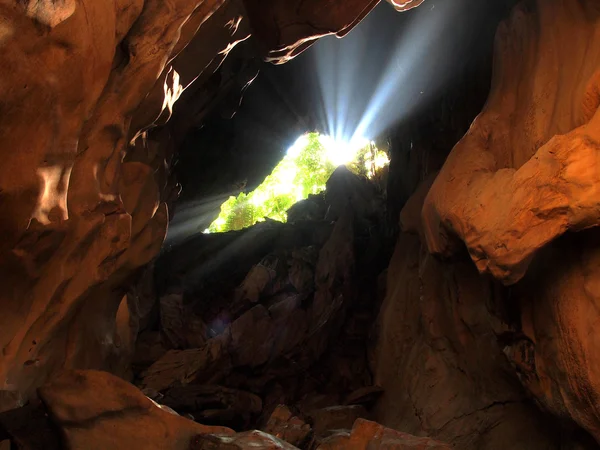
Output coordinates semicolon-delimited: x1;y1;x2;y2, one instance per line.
343;386;384;407
0;402;62;450
386;0;425;12
317;419;451;450
161;385;262;427
420;0;600;442
242;0;380;63
262;405;312;448
37;370;233;450
371;179;579;449
229;305;275;367
189;430;299;449
310;405;368;436
140;333;232;392
234;264;276;304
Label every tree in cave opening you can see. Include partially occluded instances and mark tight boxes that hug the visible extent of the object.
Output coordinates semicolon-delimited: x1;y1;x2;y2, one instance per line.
207;132;389;233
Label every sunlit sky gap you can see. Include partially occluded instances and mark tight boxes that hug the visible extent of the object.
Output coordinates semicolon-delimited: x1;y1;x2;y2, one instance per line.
206;132;389;233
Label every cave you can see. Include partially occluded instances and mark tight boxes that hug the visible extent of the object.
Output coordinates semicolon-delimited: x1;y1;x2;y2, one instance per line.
1;0;600;448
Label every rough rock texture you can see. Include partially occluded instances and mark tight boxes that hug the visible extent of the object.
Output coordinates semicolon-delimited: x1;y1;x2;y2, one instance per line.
420;0;600;442
0;0;380;411
242;0;380;64
371;179;575;449
38;370;233;450
386;0;426;12
316;419;451;450
190;430;299;449
262;405;311;448
423;0;600;284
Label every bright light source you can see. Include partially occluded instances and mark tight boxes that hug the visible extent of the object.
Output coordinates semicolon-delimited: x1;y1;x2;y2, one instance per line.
286;134;309;158
208;132;388;233
319;135;369;166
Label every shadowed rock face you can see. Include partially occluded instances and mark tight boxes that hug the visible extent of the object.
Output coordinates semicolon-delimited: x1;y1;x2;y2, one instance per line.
421;0;600;442
0;0;380;411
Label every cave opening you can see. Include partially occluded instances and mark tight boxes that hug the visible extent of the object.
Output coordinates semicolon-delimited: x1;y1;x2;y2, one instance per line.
206;132;389;233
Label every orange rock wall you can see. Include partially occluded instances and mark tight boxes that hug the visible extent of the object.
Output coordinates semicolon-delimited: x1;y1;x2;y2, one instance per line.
0;0;380;410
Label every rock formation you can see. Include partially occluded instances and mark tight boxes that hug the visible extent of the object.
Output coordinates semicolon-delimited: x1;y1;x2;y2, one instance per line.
422;0;600;442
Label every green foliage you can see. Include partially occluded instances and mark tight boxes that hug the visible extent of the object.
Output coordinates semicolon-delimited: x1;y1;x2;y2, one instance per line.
207;132;388;233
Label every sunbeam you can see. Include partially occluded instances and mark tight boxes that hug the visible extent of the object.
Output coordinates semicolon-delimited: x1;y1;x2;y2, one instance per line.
312;0;471;142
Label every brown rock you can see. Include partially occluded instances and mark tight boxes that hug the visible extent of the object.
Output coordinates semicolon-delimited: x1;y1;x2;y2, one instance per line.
419;0;600;442
161;385;262;426
371;178;571;449
242;0;380;63
422;0;600;285
310;405;368;436
140;333;232;392
229;304;275;367
343;386;384;407
235;264;276;304
386;0;425;12
190;430;299;449
0;402;62;450
37;370;233;450
262;405;312;448
317;419;451;450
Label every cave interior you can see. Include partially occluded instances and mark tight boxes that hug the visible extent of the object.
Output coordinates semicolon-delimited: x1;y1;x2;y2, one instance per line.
1;0;600;448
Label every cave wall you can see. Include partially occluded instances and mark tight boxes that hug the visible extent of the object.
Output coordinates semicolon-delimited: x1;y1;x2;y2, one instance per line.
421;0;600;441
372;0;600;447
0;0;382;411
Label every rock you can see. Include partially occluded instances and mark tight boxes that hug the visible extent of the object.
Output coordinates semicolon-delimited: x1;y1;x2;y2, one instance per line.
419;0;600;442
268;294;309;360
386;0;425;11
371;179;581;449
262;405;312;447
189;430;299;449
343;386;384;407
317;419;451;449
242;0;380;63
422;0;600;285
288;257;315;294
160;293;188;348
37;370;233;450
161;385;262;427
287;194;327;223
140;334;232;392
0;402;62;450
324;166;381;223
133;331;169;369
229;305;275;367
310;405;368;436
234;263;276;304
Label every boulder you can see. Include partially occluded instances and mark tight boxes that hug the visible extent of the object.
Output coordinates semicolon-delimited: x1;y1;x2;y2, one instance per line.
189;430;299;449
317;419;451;449
310;405;368;436
37;370;233;450
262;405;312;448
